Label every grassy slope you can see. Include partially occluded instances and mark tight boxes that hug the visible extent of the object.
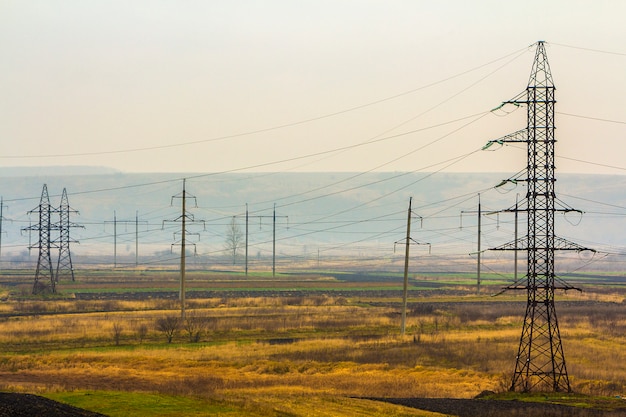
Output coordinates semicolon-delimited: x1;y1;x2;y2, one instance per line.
45;391;446;417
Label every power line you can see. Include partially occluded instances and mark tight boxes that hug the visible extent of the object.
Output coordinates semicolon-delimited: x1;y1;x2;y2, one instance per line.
559;193;626;211
0;47;531;160
557;112;626;125
551;42;626;57
558;156;626;173
490;140;626;173
0;110;490;206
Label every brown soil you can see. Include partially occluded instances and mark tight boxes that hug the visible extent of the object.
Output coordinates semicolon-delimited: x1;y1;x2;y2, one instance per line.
0;393;107;417
3;392;626;417
377;397;626;417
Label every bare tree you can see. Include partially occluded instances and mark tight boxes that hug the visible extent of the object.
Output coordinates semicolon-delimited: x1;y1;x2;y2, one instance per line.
112;322;123;346
183;312;206;343
156;316;179;343
224;217;243;265
136;323;148;344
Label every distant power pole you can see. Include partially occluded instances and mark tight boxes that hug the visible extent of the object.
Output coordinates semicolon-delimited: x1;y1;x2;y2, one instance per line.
237;204;263;276
488;41;594;392
105;211;118;267
0;197;8;272
271;204;289;276
134;211;148;266
164;179;205;319
106;211;147;267
245;204;249;275
106;211;146;267
55;188;83;282
238;204;287;276
23;184;57;294
461;194;483;293
394;197;428;336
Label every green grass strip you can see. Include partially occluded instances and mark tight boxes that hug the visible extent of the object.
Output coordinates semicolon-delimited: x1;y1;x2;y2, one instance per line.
45;390;239;417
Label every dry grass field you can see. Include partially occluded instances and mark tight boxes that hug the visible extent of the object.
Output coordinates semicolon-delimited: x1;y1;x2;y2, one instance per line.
0;269;626;416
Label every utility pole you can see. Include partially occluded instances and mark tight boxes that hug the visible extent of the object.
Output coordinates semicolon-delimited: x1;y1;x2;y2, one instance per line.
180;182;187;320
164;179;205;319
105;212;118;267
23;184;57;294
461;194;483;293
271;204;289;276
55;188;83;282
245;205;248;275
486;193;521;285
237;204;287;276
477;195;481;293
0;197;8;272
272;204;276;276
401;198;413;336
236;203;259;276
487;41;594;392
514;194;519;283
135;211;148;266
395;197;428;336
114;211;117;267
106;211;146;268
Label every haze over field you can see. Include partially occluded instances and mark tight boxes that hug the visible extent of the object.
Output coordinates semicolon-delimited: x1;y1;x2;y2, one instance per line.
1;169;625;277
0;2;624;279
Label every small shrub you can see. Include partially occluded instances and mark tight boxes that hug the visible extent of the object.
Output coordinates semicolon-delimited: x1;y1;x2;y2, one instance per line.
136;323;148;344
111;322;123;346
183;313;206;343
156;316;179;343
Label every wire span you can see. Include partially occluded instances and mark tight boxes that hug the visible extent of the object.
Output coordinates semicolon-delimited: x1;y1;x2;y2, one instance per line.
557;112;626;125
551;42;626;57
1;47;530;160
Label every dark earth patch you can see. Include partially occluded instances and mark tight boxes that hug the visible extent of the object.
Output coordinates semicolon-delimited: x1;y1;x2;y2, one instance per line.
3;392;626;417
374;397;626;417
0;393;106;417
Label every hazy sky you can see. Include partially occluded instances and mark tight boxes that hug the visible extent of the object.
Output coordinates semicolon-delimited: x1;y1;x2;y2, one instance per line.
1;1;625;174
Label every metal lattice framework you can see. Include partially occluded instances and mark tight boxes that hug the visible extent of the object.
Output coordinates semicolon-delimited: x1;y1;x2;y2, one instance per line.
490;42;593;392
23;184;57;294
55;188;83;282
516;41;566;392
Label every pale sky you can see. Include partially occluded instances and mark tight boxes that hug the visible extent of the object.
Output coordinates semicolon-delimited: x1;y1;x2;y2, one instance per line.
1;0;625;174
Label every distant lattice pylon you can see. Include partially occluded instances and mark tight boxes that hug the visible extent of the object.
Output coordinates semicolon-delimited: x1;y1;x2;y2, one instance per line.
23;184;57;294
55;188;83;282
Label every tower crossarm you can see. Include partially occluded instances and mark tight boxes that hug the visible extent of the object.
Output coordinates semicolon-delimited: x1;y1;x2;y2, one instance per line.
490;236;595;253
490;236;528;251
482;129;528;150
553;237;596;252
503;278;581;292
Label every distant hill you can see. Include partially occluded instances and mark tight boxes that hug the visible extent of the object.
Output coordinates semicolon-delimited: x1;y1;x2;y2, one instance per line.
0;166;119;177
1;170;625;273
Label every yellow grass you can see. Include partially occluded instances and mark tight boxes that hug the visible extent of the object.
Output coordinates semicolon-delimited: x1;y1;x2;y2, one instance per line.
0;283;625;415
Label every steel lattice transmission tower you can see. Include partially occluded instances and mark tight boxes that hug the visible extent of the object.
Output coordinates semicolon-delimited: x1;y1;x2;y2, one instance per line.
488;41;593;392
55;188;83;282
23;184;57;294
